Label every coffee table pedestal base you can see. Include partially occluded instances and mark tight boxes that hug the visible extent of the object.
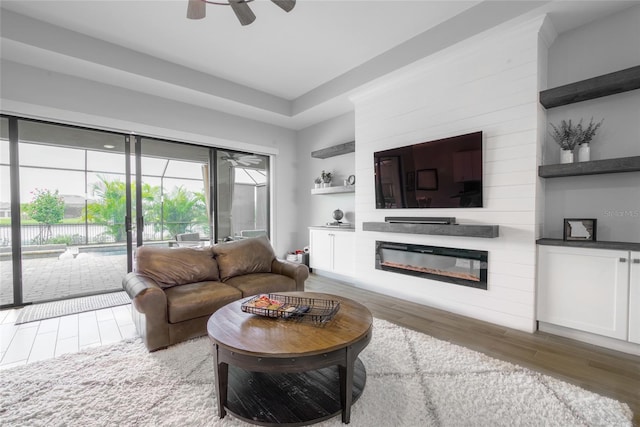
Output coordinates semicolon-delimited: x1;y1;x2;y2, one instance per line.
224;359;366;426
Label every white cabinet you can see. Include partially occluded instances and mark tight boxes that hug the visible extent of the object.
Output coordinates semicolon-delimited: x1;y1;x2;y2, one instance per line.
309;229;354;277
332;232;355;276
629;251;640;344
537;245;638;342
309;230;332;271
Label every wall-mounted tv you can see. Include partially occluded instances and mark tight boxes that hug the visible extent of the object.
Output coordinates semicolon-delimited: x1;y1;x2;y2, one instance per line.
374;131;483;209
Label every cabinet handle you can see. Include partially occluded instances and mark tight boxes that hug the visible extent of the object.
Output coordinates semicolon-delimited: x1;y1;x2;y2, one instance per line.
619;258;627;263
633;259;640;264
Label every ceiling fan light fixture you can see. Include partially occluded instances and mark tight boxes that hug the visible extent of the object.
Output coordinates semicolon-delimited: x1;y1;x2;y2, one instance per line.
186;0;206;19
229;0;256;26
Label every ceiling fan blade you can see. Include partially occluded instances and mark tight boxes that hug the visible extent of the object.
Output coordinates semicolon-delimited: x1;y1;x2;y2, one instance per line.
229;0;256;26
186;0;206;20
271;0;296;13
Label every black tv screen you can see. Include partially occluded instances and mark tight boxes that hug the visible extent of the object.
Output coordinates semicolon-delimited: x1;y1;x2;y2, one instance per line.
374;131;483;209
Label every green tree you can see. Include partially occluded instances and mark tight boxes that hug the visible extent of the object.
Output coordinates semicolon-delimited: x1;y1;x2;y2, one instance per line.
160;186;207;237
85;176;157;242
25;188;65;244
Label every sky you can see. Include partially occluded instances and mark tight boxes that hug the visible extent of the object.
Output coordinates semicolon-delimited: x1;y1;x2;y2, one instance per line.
0;140;264;206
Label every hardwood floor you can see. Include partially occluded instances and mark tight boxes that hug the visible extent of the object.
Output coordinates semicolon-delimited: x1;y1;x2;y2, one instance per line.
1;275;637;424
305;274;640;426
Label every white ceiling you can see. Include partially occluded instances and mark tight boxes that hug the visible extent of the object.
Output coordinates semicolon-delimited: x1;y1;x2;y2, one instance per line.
1;1;637;129
1;0;480;99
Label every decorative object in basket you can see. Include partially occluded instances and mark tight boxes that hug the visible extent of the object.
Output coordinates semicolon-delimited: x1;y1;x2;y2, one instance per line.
242;293;340;324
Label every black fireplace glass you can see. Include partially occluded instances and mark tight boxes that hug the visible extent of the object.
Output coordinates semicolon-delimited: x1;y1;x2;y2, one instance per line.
375;241;488;290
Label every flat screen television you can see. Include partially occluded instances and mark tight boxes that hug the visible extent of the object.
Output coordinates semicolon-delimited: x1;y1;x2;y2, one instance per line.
374;131;483;209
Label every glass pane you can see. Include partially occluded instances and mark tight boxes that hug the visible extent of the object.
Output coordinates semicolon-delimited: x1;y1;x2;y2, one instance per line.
0;117;12;306
139;138;210;244
18;120;124;152
19;143;85;169
86;172;129;243
87;150;126;174
217;150;269;241
165;159;205;180
140;156;168;176
17;120;127;303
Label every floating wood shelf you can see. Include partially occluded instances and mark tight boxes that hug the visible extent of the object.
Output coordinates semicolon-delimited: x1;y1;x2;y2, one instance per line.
538;156;640;178
311;141;355;159
311;185;355;195
539;65;640;108
362;222;499;238
537;238;640;252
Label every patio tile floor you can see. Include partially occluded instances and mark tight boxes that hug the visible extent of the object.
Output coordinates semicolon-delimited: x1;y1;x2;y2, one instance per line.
0;254;127;306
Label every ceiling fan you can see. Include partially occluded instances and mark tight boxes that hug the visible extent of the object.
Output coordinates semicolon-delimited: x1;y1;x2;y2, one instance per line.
187;0;296;26
219;151;263;167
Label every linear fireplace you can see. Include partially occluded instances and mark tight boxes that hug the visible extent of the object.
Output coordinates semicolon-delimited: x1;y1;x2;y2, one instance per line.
375;241;488;290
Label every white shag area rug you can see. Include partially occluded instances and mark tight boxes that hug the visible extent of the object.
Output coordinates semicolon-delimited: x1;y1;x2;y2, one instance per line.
0;319;632;426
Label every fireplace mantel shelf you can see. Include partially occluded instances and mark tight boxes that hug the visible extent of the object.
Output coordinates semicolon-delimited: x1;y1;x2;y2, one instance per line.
362;222;499;238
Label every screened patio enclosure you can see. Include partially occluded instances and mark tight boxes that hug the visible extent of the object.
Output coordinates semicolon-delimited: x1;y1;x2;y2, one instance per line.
0;116;270;308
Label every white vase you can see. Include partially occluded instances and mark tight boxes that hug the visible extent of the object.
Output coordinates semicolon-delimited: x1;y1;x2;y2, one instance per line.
578;143;590;162
321;182;331;188
560;149;574;164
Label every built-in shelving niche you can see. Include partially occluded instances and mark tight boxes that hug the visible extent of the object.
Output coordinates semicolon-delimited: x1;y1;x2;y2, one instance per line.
538;66;640;247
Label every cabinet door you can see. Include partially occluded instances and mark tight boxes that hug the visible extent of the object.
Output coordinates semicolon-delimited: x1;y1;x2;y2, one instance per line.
537;246;629;340
332;232;355;276
309;230;332;271
629;251;640;344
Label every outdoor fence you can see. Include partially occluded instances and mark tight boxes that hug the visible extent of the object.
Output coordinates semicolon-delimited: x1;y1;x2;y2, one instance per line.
0;222;205;247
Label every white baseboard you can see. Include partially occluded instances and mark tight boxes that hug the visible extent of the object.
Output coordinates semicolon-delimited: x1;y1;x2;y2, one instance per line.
538;322;640;356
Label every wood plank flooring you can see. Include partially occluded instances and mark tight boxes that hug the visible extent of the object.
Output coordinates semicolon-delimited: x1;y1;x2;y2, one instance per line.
0;275;637;425
305;274;640;426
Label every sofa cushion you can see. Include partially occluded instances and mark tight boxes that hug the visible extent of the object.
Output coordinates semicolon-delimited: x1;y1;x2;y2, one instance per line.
135;246;219;289
213;235;275;281
225;272;297;297
165;281;242;323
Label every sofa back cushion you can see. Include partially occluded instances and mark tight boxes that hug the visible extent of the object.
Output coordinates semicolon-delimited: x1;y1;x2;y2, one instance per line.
213;235;275;281
135;246;219;288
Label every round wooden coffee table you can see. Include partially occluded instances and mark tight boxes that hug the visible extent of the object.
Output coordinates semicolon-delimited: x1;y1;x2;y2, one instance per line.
207;291;373;426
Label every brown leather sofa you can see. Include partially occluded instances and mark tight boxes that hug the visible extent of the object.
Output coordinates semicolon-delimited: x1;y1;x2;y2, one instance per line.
122;236;309;351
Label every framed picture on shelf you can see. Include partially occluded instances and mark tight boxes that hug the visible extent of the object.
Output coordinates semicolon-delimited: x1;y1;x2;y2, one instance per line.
563;218;597;241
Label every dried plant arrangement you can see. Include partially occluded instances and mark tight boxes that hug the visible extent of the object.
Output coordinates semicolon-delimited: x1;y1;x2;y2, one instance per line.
549;119;579;151
320;170;332;183
576;117;604;145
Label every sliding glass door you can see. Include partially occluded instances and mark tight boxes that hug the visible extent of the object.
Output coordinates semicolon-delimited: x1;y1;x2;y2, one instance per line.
0;116;271;308
14;120;127;304
135;137;211;246
0;118;13;306
216;150;269;241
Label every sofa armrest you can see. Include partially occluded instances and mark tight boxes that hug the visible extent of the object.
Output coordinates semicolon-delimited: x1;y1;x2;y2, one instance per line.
122;272;170;351
123;272;167;310
271;258;309;292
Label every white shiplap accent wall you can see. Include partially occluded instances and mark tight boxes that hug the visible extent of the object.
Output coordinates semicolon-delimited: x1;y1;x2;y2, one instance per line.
350;16;548;332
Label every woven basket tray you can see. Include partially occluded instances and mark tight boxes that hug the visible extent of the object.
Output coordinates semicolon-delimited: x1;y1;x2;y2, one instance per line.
241;293;340;325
